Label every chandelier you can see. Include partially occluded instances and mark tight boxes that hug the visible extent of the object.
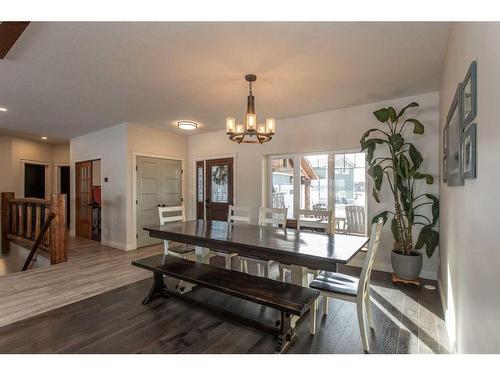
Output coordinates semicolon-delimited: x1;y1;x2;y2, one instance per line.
225;74;276;144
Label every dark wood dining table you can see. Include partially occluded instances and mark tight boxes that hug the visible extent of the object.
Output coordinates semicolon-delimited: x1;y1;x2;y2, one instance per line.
144;219;369;288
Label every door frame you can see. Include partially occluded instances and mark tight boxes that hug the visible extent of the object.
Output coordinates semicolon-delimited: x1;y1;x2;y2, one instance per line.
72;156;103;240
132;151;186;250
57;164;71;228
19;158;52;199
54;163;70;194
190;153;237;221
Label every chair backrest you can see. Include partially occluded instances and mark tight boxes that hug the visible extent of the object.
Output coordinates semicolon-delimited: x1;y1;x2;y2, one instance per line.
297;209;333;234
158;206;184;225
258;207;287;228
345;205;365;234
228;205;251;224
357;218;383;300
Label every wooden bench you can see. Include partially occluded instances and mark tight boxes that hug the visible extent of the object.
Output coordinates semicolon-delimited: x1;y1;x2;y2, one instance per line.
132;254;319;353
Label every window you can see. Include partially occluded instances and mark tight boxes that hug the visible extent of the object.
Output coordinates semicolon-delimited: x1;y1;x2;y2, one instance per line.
335;153;367;234
271;158;295;218
268;151;367;234
300;154;328;211
210;165;229;203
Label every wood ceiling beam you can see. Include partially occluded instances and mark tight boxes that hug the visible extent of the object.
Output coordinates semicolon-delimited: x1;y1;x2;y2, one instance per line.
0;21;30;59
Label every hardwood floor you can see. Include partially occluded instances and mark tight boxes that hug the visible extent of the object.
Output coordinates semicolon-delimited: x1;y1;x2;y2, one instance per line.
0;236;161;328
0;239;450;353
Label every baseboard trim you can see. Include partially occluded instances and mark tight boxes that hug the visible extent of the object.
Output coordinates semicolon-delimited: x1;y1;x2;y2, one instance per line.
101;239;135;251
347;254;438;281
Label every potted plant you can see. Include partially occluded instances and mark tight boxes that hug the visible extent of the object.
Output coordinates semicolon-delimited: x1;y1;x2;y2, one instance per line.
360;102;439;280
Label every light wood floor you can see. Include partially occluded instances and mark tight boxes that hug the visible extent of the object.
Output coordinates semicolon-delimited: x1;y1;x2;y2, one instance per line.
0;236;161;328
0;236;449;353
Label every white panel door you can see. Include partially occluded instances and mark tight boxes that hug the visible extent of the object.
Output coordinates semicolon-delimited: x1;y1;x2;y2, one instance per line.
136;156;182;248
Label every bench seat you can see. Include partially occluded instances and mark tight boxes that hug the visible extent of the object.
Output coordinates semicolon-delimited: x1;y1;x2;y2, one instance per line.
132;254;319;352
133;254;318;316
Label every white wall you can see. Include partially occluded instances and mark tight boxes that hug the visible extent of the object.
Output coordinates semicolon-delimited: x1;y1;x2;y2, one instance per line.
70;123;128;249
126;123;188;248
92;159;101;186
187;91;440;279
439;23;500;353
69;123;188;250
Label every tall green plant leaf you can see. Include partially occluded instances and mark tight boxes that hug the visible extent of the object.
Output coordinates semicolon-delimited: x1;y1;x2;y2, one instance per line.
397;102;419;118
372;211;391;225
389;134;404;152
374;108;389;123
360;128;381;144
372;187;380;203
388;107;397;122
360;138;385;151
371;165;383;190
414;172;434;184
424;193;440;225
391;218;400;243
415;225;439;257
404;119;424;134
409;144;423;169
397;154;411;178
365;143;375;163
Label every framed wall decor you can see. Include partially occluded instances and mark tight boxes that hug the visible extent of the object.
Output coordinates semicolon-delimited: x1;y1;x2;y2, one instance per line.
463;123;477;179
462;60;477;127
447;82;464;186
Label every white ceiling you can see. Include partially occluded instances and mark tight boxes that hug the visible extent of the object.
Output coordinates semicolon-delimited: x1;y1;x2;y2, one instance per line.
0;22;450;142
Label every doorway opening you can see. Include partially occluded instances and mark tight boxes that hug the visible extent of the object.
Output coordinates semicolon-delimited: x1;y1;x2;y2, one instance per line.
196;157;234;222
24;163;46;199
59;166;70;228
75;159;101;242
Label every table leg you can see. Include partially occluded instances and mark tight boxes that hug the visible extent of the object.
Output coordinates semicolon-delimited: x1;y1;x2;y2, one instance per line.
289;264;309;329
195;246;211;264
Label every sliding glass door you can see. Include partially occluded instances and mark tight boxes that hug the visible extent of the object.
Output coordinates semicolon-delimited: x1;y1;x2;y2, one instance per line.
268;150;367;234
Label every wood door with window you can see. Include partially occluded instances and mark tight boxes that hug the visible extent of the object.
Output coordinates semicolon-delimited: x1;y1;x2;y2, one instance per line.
75;161;93;239
205;158;233;221
196;161;204;220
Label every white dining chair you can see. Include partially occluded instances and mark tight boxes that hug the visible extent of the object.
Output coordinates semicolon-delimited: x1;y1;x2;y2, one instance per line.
278;209;333;282
308;218;383;353
239;207;287;278
208;205;251;269
158;206;195;259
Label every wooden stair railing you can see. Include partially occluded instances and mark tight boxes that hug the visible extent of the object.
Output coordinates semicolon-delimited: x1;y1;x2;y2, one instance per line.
21;213;56;271
1;192;68;268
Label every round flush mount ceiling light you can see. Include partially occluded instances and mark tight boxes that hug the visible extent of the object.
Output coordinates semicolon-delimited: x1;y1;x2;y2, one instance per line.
0;107;7;112
41;136;48;140
177;121;198;130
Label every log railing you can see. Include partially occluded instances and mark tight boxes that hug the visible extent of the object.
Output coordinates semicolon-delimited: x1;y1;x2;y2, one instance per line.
1;192;68;267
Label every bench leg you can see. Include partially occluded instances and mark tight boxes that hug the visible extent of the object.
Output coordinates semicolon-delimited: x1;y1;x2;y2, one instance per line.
275;311;297;354
142;272;167;305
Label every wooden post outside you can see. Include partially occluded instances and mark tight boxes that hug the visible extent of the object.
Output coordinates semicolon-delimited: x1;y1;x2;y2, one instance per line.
49;193;68;264
1;192;14;255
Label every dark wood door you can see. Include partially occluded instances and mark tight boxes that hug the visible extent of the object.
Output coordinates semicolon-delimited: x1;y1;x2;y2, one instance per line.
205;158;233;221
196;161;204;220
75;161;92;239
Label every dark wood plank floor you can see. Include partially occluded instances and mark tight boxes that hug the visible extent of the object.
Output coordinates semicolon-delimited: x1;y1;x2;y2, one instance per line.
0;263;449;354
